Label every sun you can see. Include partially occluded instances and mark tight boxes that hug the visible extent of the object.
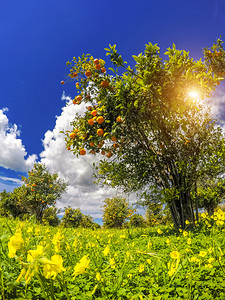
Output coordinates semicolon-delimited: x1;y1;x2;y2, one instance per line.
188;90;199;99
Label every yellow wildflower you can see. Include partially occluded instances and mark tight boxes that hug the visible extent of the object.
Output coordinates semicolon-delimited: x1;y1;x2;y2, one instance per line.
8;230;24;258
190;256;200;263
199;251;207;258
27;245;44;262
42;255;66;279
204;263;213;269
170;251;180;260
109;258;116;269
208;257;214;264
96;272;101;281
138;264;145;273
103;245;110;256
73;255;90;277
157;229;163;235
183;231;188;238
187;238;192;245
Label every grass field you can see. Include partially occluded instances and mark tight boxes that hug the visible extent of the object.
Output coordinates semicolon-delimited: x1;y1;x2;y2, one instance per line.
1;209;225;299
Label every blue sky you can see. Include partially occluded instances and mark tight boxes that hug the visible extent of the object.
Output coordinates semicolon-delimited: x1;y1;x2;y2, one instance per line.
1;0;225;217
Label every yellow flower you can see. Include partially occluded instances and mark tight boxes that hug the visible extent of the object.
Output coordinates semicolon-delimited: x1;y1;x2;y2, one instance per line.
103;245;110;256
185;220;190;225
204;263;213;269
166;238;170;245
138;264;145;273
190;256;200;263
73;255;90;277
147;259;151;264
127;273;132;279
208;257;214;264
16;268;26;283
27;245;44;262
183;231;188;238
170;251;180;260
199;251;207;258
109;258;116;269
8;230;24;258
187;238;192;245
42;255;66;279
167;261;177;277
157;229;163;234
96;272;101;281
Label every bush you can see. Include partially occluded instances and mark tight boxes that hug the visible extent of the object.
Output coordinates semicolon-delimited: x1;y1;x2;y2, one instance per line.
129;214;146;227
42;207;60;227
102;196;134;228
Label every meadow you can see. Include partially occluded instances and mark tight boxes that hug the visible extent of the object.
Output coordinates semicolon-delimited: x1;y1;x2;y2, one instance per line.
1;210;225;300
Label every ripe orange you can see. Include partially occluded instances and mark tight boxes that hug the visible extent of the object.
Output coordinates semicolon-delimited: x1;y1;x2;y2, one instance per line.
94;59;100;65
71;72;78;78
101;150;106;155
87;106;92;111
116;116;122;122
67;147;71;150
61;81;65;85
101;67;106;73
91;110;97;117
90;142;94;147
97;116;104;124
42;201;44;203
111;136;117;142
85;70;92;77
79;149;86;155
69;132;76;139
88;119;94;125
73;99;77;104
97;128;104;136
95;64;101;70
113;143;119;149
76;95;82;102
106;152;113;158
101;80;109;88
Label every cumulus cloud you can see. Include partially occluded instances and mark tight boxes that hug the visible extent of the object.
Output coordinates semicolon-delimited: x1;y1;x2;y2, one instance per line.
0;108;37;172
40;95;117;217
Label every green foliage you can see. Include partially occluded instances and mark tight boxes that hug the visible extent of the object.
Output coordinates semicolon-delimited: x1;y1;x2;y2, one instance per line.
102;196;133;228
42;207;61;227
129;213;146;228
21;163;67;222
63;38;225;230
61;207;99;228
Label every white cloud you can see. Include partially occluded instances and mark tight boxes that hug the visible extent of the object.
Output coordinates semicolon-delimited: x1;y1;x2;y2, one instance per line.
0;175;22;192
40;95;117;216
0;108;37;172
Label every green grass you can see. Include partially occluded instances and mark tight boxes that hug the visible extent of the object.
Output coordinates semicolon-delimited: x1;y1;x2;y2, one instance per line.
0;210;225;299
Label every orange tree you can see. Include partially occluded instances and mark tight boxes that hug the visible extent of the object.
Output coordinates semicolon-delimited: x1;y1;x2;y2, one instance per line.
21;163;67;222
63;38;225;229
102;196;134;228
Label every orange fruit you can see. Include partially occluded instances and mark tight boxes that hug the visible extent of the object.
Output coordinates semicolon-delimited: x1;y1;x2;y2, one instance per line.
106;152;113;158
113;143;119;149
90;142;94;147
85;70;92;77
42;201;44;203
97;116;104;124
95;64;101;70
67;147;71;150
94;59;100;65
91;110;97;116
87;106;92;111
101;80;109;88
76;95;82;102
101;67;106;73
61;81;65;84
101;150;106;155
111;136;117;142
79;149;86;155
97;128;104;136
71;72;78;78
88;119;94;125
73;99;78;104
69;132;76;139
116;116;122;122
